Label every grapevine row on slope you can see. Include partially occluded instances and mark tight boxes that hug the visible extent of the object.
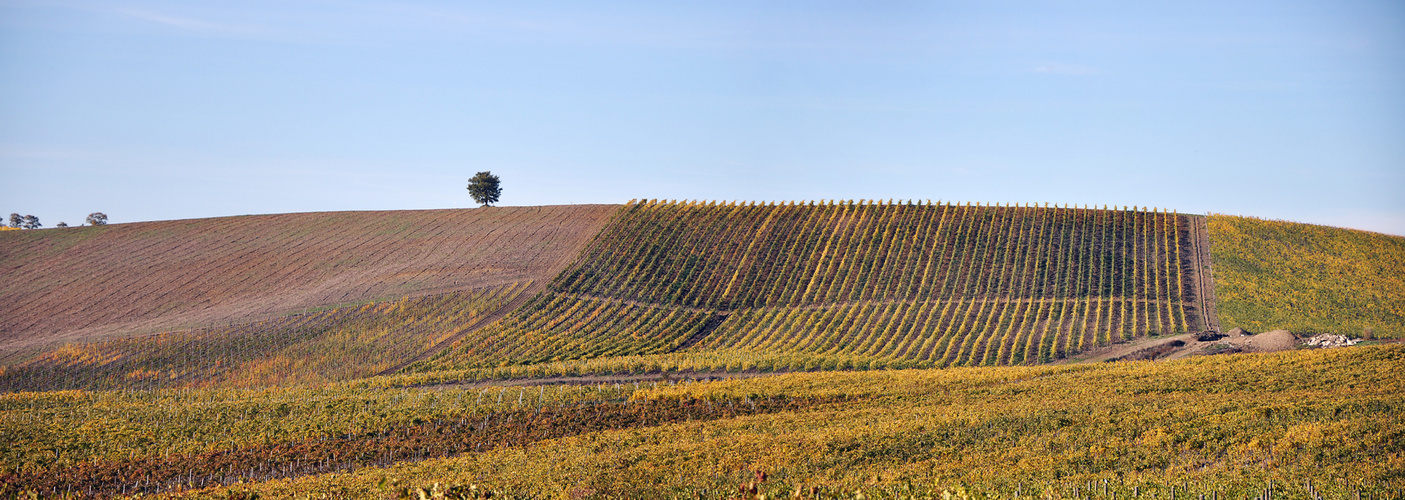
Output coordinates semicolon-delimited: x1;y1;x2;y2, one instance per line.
410;293;714;371
0;283;529;392
553;200;1197;317
0;205;615;350
412;200;1202;373
697;297;1184;367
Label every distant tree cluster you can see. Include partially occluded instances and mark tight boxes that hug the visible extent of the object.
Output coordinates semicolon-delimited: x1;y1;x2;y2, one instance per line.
9;213;40;229
5;212;109;230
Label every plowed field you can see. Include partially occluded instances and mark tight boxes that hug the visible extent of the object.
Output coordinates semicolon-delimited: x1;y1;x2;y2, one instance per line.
0;206;616;352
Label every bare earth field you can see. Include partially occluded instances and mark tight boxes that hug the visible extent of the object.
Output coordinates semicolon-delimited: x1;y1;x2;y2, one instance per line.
0;205;616;351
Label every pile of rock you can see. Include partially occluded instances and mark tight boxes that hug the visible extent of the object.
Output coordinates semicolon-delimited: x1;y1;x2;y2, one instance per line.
1303;334;1359;348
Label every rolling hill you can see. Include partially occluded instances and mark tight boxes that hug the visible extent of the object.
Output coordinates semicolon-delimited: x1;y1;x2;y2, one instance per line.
0;205;616;353
2;200;1402;498
416;200;1211;373
4;200;1403;393
1208;214;1405;338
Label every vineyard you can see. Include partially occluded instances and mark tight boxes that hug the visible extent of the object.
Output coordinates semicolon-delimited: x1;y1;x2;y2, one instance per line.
411;293;715;371
0;283;528;391
0;205;615;352
1208;215;1405;339
3;344;1399;498
415;199;1207;372
0;201;1399;499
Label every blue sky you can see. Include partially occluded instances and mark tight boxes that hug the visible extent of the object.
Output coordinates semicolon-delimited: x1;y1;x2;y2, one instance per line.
2;1;1403;234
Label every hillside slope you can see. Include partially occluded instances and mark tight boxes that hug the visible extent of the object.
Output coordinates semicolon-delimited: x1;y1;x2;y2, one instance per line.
0;283;531;391
0;206;616;351
417;200;1209;372
1209;215;1405;338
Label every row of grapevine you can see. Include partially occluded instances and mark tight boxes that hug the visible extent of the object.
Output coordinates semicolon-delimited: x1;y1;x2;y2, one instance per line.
1;205;615;347
412;293;714;371
5;386;823;497
9;344;1397;498
522;200;1201;368
554;200;1196;313
0;282;530;392
697;297;1179;367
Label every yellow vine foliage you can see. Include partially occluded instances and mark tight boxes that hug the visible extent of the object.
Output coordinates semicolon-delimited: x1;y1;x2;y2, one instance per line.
1209;215;1405;338
151;344;1404;499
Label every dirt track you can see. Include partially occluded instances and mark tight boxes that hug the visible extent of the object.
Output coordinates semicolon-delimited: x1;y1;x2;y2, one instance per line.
1187;215;1222;332
0;205;617;351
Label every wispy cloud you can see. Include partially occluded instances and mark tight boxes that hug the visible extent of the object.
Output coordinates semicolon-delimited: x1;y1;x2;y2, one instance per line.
1031;63;1099;75
114;7;259;36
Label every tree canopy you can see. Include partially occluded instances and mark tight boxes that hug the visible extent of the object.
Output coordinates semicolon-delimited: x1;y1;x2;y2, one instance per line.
467;171;501;207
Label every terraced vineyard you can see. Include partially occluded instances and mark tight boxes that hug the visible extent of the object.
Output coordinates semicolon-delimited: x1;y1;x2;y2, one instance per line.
417;199;1207;371
0;283;529;391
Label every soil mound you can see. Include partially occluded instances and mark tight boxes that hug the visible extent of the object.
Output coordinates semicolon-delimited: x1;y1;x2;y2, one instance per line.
1243;329;1298;352
1199;329;1298;356
1109;340;1186;362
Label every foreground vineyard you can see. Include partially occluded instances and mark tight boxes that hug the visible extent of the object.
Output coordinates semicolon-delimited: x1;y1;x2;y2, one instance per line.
419;200;1205;372
1209;215;1405;339
0;205;615;352
4;344;1393;498
0;283;528;391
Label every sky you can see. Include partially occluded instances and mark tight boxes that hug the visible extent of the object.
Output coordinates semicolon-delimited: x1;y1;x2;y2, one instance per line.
2;1;1403;235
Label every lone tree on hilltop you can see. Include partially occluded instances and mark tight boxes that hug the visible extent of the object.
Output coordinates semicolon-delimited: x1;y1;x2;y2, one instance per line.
86;212;108;226
21;215;40;229
467;171;501;207
9;213;21;228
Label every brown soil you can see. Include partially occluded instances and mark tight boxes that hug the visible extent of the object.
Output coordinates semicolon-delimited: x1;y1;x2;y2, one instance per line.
0;205;617;351
1186;215;1222;332
1227;329;1299;353
1056;333;1199;364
